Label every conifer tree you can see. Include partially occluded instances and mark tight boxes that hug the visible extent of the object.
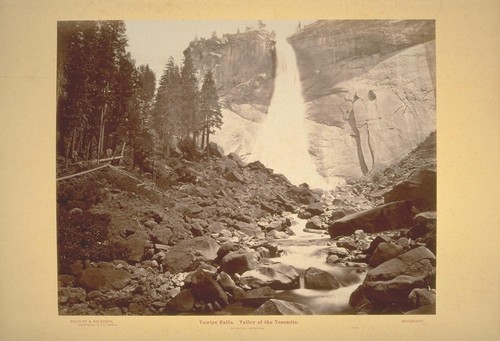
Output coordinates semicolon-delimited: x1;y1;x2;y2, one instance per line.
180;48;201;142
199;70;223;158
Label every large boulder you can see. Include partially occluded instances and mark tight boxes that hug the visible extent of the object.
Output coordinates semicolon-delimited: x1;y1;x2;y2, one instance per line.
185;268;228;307
165;289;195;313
349;246;436;313
304;267;340;290
219;249;259;275
240;263;300;290
328;200;416;238
384;169;436;211
254;299;313;315
240;286;276;307
162;236;219;273
368;242;405;267
76;268;131;291
305;202;324;216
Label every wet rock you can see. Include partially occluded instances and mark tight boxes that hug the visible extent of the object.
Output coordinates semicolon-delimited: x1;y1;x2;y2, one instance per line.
240;263;300;290
165;289;195;313
266;230;289;240
241;286;276;307
254;299;313;315
368;242;405;267
364;235;392;255
304;267;340;289
220;249;259;275
328;200;416;238
407;211;436;254
305;216;323;230
76;268;132;291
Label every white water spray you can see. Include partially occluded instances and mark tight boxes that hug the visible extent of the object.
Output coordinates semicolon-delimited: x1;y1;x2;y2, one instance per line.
249;26;342;189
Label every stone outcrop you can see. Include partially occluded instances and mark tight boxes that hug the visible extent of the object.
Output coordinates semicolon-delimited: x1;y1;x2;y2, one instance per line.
328;200;416;238
289;20;436;179
349;246;436;313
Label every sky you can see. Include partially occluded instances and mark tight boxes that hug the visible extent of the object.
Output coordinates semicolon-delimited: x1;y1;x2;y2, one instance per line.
124;20;315;83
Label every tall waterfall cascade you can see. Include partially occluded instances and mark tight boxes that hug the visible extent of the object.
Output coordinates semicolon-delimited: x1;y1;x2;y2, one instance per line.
249;28;344;189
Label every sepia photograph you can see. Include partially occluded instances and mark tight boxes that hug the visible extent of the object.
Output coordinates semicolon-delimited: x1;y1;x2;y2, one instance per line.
56;19;436;316
1;0;499;339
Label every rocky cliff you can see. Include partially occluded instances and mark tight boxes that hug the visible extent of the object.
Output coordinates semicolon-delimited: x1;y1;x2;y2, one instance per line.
189;30;275;121
189;21;435;181
289;20;436;179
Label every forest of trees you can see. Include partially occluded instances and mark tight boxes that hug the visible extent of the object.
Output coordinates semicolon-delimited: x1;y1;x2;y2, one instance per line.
57;20;223;172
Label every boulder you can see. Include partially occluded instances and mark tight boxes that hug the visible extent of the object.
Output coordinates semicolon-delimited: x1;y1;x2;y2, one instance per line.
368;242;405;267
407;211;437;254
266;230;289;240
150;226;173;245
305;202;324;216
76;268;131;291
124;236;148;263
228;152;246;167
384;169;436;211
304;267;340;289
207;221;227;234
241;286;276;307
219;249;259;275
305;216;323;230
185;268;228;307
225;170;245;183
328;200;416;238
408;288;436;309
350;246;436;312
216;272;237;293
162;236;219;273
254;299;313;315
240;263;300;290
165;289;195;313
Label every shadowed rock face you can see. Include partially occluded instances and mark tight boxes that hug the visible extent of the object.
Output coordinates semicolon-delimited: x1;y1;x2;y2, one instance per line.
289;20;436;179
328;200;416;238
189;29;276;121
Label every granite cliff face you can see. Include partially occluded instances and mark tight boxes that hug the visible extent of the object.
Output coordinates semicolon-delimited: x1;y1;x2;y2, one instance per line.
189;21;436;182
289;20;436;179
189;30;275;121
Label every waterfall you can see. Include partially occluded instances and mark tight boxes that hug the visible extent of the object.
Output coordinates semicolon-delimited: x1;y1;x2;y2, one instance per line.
249;27;343;189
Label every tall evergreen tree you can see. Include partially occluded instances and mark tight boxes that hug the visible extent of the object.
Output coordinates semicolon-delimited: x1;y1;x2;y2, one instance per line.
152;57;182;156
199;70;223;157
180;48;200;141
57;20;139;164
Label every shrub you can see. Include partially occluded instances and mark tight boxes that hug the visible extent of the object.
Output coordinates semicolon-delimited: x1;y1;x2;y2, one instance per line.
57;210;130;269
57;176;106;210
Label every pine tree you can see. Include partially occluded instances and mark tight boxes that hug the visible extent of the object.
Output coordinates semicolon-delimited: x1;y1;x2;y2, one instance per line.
152;57;182;156
57;20;140;164
199;70;223;159
180;48;201;142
